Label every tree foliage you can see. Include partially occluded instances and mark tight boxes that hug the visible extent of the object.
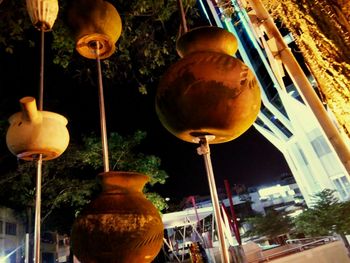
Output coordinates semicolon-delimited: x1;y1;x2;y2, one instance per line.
0;130;169;233
0;0;199;93
294;189;350;237
243;210;293;242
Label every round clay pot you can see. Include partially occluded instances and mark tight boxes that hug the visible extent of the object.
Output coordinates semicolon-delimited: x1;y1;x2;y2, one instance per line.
68;0;122;59
6;97;69;160
71;171;164;263
156;50;261;144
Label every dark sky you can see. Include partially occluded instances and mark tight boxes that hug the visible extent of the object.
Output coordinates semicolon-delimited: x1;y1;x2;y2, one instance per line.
0;29;291;201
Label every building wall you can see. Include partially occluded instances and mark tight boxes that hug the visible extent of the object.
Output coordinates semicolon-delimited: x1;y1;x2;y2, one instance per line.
0;207;25;263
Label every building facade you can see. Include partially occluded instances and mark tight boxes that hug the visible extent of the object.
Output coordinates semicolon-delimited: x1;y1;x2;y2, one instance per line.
197;0;350;206
0;207;25;263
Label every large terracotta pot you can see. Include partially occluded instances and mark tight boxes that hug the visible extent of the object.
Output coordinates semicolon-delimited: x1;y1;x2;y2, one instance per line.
6;97;69;160
71;171;164;263
156;26;261;144
68;0;122;59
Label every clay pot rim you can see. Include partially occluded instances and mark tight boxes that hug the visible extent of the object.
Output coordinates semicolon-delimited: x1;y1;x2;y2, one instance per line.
98;171;149;179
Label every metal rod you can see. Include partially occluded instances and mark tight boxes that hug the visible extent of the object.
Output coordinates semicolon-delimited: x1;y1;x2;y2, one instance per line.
189;196;202;232
224;179;242;245
25;233;29;263
33;29;45;263
39;30;44;110
33;154;42;263
197;136;230;263
96;41;110;172
176;0;188;33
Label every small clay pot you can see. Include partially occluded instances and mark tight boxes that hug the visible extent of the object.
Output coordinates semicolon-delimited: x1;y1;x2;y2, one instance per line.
68;0;122;59
6;97;69;160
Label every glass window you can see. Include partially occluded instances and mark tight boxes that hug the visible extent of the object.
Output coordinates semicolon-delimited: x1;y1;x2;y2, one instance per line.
5;222;16;236
334;179;347;199
340;176;350;195
0;220;3;234
311;136;332;157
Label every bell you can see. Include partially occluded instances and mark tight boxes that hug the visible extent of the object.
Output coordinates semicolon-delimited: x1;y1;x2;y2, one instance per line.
26;0;59;31
71;171;164;263
6;97;69;160
68;0;122;59
156;26;261;144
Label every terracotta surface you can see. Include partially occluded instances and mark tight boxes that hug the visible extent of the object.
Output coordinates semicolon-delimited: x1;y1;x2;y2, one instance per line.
156;27;261;144
69;0;122;59
71;171;164;263
176;26;238;57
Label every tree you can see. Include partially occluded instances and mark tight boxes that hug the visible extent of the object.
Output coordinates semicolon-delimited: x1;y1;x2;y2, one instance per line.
294;189;350;236
0;130;169;234
243;210;294;244
260;0;350;138
294;189;350;252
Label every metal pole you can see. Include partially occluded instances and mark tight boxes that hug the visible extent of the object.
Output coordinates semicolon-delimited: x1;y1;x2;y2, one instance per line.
33;154;42;263
248;0;350;175
95;41;110;172
197;136;230;263
25;233;29;263
176;0;188;33
190;196;202;232
224;180;241;245
33;29;45;263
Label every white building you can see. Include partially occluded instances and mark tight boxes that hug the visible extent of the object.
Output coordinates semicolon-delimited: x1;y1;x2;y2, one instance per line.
198;0;350;206
0;207;25;263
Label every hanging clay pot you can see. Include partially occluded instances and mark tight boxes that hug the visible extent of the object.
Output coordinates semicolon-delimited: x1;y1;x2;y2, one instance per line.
26;0;59;31
71;171;164;263
68;0;122;59
176;26;238;57
156;26;261;144
6;97;69;160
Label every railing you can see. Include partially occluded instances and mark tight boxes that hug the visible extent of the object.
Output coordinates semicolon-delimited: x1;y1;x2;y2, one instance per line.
249;236;338;263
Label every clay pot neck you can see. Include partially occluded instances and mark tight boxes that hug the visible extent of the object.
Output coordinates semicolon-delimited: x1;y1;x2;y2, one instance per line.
98;171;149;193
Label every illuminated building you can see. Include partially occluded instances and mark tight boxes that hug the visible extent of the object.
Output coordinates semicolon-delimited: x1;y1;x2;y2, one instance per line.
197;0;350;205
0;207;25;263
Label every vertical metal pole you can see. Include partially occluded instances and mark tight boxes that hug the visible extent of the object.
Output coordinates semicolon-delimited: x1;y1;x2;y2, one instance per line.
197;136;230;263
33;29;45;263
33;154;42;263
25;233;29;263
95;41;110;172
176;0;188;33
224;180;242;245
190;196;202;232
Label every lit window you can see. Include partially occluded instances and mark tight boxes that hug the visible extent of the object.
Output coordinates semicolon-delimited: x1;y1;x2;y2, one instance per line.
5;222;16;236
333;179;347;199
341;176;350;193
311;136;331;157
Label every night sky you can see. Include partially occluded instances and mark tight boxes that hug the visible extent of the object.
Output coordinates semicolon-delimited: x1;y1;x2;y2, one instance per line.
0;27;291;202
